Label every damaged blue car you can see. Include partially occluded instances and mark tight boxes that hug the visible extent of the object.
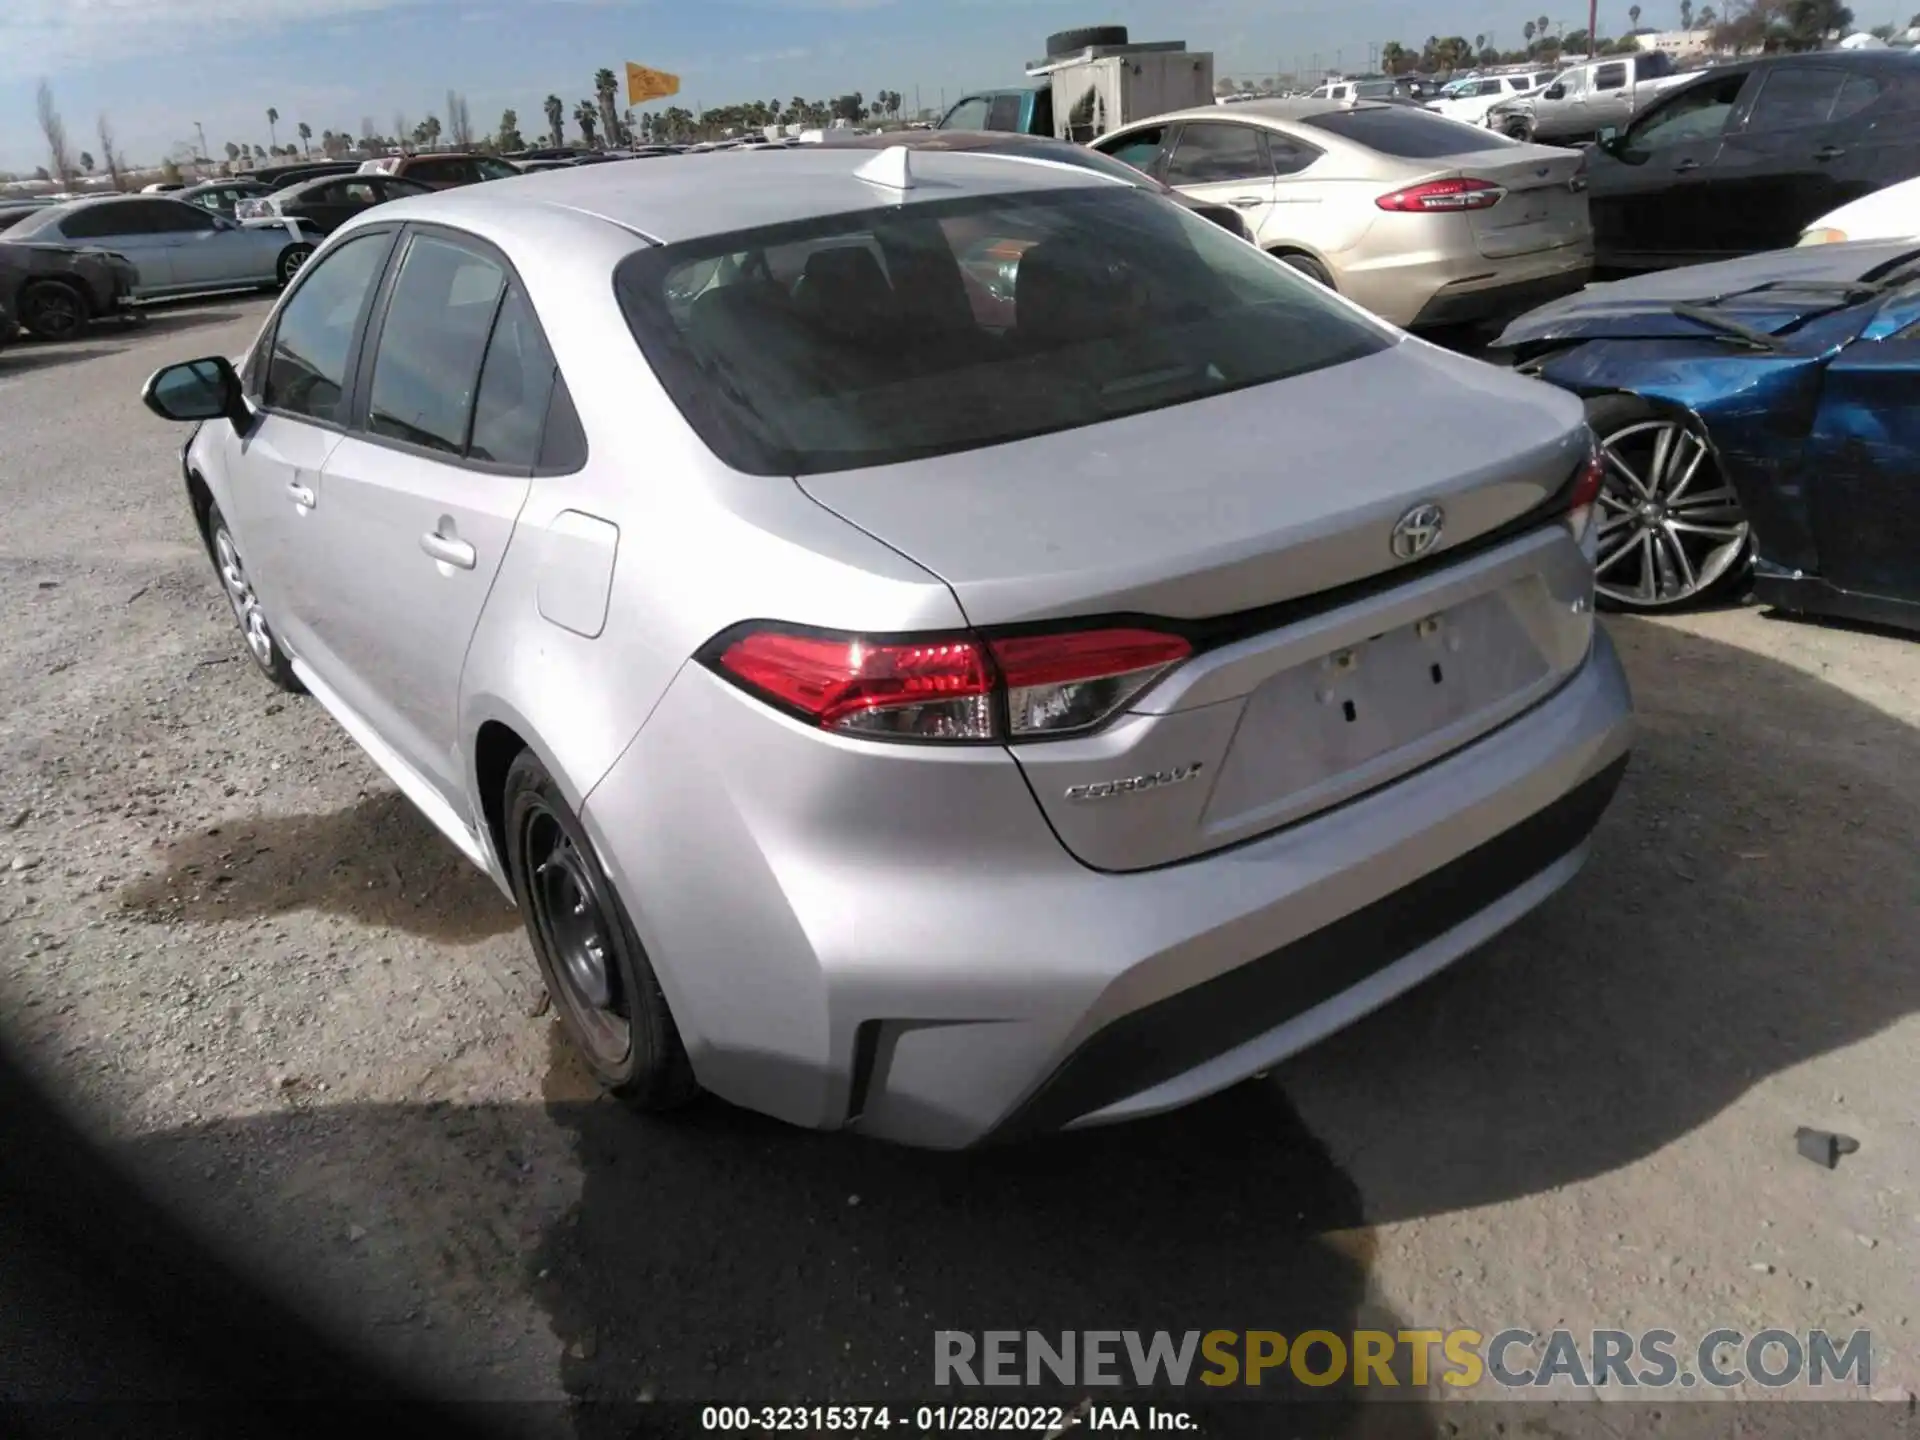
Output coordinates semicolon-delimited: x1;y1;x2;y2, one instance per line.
1493;240;1920;633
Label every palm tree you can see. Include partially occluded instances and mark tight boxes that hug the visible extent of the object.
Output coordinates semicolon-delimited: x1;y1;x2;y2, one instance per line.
1680;0;1695;28
595;68;621;145
1628;3;1642;29
79;150;95;173
425;114;442;148
1698;4;1716;26
1475;32;1487;53
544;94;565;148
297;120;311;156
1538;15;1552;43
266;106;279;150
573;99;599;147
1524;18;1537;42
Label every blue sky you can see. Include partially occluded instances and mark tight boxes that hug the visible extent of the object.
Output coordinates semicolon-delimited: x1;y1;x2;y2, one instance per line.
2;0;1858;174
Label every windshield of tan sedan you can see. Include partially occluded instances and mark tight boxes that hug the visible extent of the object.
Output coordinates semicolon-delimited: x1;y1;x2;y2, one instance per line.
614;187;1388;476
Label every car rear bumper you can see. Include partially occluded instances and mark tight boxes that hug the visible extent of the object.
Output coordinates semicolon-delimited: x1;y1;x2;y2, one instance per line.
1407;259;1594;329
582;626;1633;1148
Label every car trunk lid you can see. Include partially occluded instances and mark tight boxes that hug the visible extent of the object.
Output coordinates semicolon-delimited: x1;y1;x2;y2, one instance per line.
1455;145;1590;259
798;339;1598;869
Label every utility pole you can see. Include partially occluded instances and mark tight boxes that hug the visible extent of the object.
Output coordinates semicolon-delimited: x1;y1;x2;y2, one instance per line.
193;120;207;163
1587;0;1598;54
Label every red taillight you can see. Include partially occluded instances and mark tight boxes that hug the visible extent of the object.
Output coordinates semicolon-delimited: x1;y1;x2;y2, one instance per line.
1568;437;1605;512
710;624;1192;743
991;629;1192;738
1566;430;1606;545
1375;177;1505;213
716;631;995;740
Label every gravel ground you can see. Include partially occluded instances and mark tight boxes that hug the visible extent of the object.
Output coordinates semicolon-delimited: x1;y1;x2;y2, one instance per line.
1;304;1915;1429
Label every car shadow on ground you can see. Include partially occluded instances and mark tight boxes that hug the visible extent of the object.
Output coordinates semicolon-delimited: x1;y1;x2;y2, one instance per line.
123;305;249;339
1273;613;1919;1222
88;615;1917;1432
117;789;517;945
0;341;129;375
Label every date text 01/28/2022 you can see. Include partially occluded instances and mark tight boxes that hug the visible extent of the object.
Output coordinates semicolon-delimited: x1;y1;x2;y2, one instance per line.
700;1405;1197;1432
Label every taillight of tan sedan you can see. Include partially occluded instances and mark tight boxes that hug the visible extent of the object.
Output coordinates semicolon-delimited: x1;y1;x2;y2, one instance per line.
1094;98;1594;330
141;146;1631;1148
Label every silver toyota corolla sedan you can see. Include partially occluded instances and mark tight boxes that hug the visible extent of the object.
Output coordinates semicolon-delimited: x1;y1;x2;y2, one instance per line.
141;146;1633;1147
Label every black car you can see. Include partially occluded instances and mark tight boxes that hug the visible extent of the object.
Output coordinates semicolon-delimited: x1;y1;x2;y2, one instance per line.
251;172;431;233
247;159;361;189
1587;50;1920;272
0;239;141;340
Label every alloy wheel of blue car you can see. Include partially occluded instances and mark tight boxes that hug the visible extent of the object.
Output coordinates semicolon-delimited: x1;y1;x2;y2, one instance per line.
1590;402;1752;610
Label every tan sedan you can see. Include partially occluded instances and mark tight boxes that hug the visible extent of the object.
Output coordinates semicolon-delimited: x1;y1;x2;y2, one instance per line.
1093;99;1594;329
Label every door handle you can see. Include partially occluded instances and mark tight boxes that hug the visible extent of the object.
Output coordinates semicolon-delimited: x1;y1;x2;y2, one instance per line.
1672;158;1701;173
286;481;315;507
1228;196;1266;209
1814;145;1845;162
419;530;476;570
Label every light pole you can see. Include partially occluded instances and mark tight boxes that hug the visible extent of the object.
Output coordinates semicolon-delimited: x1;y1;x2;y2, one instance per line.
194;120;208;165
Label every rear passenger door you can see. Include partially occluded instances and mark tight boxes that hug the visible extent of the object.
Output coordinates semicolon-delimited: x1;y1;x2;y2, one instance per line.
1701;65;1869;253
299;227;552;807
1161;122;1277;232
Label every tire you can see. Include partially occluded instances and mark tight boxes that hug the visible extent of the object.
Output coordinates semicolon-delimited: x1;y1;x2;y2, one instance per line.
1273;250;1335;288
1046;24;1129;55
503;749;697;1110
19;280;88;342
1584;394;1753;613
205;503;304;692
276;243;314;289
1500;113;1536;142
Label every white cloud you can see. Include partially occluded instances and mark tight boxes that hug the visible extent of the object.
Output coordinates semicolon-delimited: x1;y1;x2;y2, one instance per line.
0;0;415;76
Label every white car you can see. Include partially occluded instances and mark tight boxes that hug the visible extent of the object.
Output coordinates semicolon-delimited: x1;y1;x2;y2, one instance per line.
1427;72;1560;127
1799;174;1920;246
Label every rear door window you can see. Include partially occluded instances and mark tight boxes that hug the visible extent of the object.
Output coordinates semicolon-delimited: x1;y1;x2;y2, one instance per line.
365;233;505;454
467;282;559;469
1301;107;1513;156
1267;134;1323;177
1743;67;1851;131
1593;62;1629;92
986;93;1023;131
1164;124;1271;185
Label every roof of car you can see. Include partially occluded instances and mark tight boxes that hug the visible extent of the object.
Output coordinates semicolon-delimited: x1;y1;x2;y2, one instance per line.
356;145;1123;246
1127;97;1417;127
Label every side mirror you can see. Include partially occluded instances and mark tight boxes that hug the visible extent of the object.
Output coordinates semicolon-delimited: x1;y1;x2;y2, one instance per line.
1544;83;1566;100
142;356;249;428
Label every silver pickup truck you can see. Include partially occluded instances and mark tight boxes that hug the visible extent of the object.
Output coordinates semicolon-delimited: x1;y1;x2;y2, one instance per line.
1486;51;1694;143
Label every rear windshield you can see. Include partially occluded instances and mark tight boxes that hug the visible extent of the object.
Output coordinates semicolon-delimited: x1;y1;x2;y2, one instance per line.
613;187;1388;476
1302;106;1518;157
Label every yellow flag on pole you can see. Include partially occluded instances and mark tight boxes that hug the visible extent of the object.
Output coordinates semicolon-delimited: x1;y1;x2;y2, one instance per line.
626;63;682;105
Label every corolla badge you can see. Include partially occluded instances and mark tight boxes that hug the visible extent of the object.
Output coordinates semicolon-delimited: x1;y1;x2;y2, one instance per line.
1390;502;1446;559
1064;762;1204;803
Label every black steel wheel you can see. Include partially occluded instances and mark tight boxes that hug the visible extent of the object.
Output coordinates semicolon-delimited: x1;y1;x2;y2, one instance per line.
20;281;87;342
503;750;696;1109
1586;394;1753;611
206;504;304;691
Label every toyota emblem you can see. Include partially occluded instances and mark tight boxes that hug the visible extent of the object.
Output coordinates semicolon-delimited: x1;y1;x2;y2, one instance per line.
1390;502;1446;559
